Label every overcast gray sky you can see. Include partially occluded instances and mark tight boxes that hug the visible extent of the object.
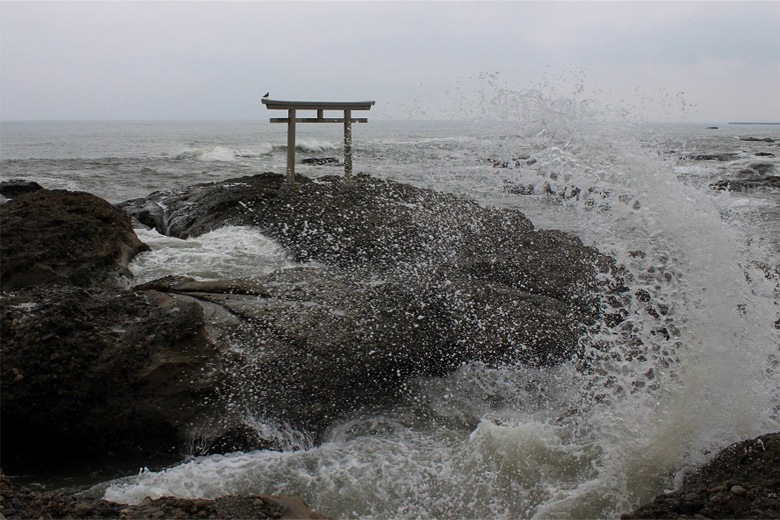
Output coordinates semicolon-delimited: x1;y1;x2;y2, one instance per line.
1;1;778;122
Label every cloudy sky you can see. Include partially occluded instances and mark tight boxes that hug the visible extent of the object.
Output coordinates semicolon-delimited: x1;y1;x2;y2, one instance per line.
1;1;778;122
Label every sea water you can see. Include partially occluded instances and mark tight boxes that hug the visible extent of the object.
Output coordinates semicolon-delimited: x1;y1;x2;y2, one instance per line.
1;98;779;518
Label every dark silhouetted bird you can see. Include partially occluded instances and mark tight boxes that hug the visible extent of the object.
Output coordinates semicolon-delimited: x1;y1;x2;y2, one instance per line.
263;92;270;98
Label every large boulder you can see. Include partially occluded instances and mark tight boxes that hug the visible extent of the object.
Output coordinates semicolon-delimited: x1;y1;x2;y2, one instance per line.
0;190;222;470
115;172;631;440
0;179;44;199
119;173;620;348
0;284;223;471
0;189;149;290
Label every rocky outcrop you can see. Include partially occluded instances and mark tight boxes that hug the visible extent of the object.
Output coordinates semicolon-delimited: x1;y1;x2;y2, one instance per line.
0;190;222;471
0;189;149;290
0;179;43;199
0;474;331;519
2;174;630;471
709;161;779;192
115;172;629;440
301;157;340;165
623;431;780;519
0;279;224;472
120;172;625;362
710;176;780;192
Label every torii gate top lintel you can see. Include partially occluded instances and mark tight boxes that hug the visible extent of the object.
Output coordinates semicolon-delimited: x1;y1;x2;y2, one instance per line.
262;99;375;111
262;98;375;183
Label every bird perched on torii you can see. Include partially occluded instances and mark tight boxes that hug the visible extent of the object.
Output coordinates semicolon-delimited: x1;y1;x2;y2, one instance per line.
263;92;270;98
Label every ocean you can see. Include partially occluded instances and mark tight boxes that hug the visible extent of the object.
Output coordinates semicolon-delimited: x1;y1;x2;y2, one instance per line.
1;103;779;518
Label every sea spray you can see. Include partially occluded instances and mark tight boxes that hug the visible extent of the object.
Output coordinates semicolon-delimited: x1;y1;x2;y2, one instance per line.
480;89;780;516
93;89;780;518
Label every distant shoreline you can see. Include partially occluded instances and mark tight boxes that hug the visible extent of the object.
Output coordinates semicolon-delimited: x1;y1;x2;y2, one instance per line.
728;122;780;125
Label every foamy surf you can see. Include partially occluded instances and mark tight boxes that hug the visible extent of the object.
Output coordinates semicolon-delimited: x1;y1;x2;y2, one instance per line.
129;226;293;284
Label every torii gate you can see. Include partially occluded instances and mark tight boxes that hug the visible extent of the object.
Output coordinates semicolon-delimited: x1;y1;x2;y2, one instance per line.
262;99;375;183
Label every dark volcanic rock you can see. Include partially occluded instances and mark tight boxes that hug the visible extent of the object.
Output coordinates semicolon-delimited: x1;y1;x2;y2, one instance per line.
0;283;223;472
688;153;741;161
0;189;149;291
710;176;780;192
2;174;631;469
0;474;331;519
120;172;622;361
748;162;775;175
301;157;341;165
0;188;226;471
116;172;629;438
623;431;780;519
118;172;607;301
0;179;44;199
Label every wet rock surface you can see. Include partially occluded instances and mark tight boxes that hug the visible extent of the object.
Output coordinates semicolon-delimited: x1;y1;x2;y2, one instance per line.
300;157;340;166
117;172;629;442
711;175;780;191
0;474;331;519
119;172;615;316
623;431;780;519
0;189;149;290
3;173;629;472
0;179;44;199
0;283;223;472
700;137;780;192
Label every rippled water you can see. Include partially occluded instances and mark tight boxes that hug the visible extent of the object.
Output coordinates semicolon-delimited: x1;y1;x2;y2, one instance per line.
2;97;779;518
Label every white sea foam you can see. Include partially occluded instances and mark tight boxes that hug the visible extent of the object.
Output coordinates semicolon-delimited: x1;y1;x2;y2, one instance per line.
129;226;293;284
174;144;273;162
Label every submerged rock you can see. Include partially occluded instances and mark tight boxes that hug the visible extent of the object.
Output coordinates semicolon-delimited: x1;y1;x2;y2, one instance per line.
740;137;776;143
710;175;780;191
687;152;741;161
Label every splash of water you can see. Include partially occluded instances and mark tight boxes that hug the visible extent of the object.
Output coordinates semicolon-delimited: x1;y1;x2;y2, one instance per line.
106;85;779;519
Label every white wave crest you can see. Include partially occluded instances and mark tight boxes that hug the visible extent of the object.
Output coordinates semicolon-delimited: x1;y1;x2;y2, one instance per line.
295;139;337;152
176;144;273;162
